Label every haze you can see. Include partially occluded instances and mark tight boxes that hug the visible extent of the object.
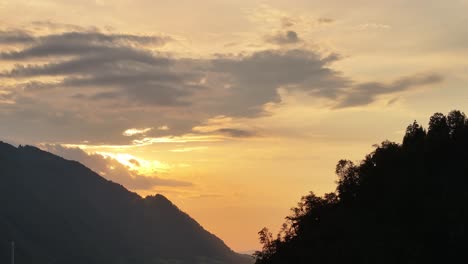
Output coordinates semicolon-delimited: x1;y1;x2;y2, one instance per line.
1;0;467;252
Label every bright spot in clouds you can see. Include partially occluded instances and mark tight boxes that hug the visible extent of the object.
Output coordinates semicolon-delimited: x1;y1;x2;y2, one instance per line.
123;128;153;137
132;134;225;145
97;151;171;175
169;146;208;153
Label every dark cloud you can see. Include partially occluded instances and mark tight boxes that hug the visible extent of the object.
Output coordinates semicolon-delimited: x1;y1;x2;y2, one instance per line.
0;30;35;44
209;49;350;116
0;30;202;107
0;26;444;145
2;37;348;120
336;74;443;108
265;30;301;45
41;144;192;190
216;128;257;138
89;91;121;100
30;20;99;32
3;49;170;77
0;31;171;60
129;159;141;167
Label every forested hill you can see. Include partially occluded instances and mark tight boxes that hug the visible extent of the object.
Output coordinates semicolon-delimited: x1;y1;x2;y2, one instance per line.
255;110;468;264
0;142;252;264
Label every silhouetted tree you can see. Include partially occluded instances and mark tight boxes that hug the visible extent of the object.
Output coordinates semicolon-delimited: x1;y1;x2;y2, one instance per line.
447;110;466;139
255;110;468;264
427;112;450;150
335;160;359;203
403;121;426;149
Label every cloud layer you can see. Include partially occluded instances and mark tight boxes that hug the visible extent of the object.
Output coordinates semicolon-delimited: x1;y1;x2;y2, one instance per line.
0;23;443;145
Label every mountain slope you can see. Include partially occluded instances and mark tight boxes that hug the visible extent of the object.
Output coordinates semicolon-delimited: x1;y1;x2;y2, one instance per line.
0;142;252;264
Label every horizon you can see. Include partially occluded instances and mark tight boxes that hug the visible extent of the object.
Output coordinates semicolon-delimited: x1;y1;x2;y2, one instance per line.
1;0;467;252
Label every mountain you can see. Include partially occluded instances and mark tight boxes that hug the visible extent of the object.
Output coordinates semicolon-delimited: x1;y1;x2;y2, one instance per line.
0;142;253;264
254;111;468;264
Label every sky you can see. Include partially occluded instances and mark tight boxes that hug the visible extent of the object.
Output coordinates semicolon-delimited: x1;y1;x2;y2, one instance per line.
0;0;467;252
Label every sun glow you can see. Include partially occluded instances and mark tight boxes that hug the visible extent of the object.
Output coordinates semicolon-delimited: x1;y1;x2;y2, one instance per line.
97;152;171;175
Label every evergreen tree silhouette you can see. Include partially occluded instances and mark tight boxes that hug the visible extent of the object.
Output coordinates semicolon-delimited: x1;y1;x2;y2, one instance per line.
255;110;468;264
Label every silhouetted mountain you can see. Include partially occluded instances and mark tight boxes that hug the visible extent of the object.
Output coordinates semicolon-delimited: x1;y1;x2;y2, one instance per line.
0;143;253;264
255;110;468;264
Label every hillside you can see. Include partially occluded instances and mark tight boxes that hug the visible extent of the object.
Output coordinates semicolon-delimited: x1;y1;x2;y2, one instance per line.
255;110;468;264
0;142;252;264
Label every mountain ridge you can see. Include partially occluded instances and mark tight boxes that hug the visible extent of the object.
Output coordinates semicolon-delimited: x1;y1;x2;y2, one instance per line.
0;141;252;264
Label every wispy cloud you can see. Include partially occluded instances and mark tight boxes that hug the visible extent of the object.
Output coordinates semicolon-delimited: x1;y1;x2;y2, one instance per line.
123;127;153;137
133;134;225;145
169;146;208;153
355;23;391;31
336;73;443;108
264;30;301;45
216;128;257;138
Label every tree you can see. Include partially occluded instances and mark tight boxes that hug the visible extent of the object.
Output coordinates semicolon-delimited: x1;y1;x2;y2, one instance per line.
335;160;359;202
427;112;449;147
255;110;468;264
447;110;467;142
403;121;426;148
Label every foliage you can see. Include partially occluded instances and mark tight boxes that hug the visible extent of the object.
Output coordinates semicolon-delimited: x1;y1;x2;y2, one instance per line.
255;110;468;264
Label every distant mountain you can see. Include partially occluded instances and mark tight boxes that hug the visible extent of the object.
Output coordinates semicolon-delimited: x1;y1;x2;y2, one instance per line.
0;142;253;264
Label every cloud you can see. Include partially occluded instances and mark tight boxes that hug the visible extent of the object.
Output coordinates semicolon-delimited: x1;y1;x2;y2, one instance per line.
317;18;334;24
123;127;153;137
281;17;296;28
169;146;208;153
0;24;444;145
336;73;443;108
216;128;257;138
1;48;170;77
41;144;192;190
129;158;141;166
190;115;258;138
0;31;202;107
0;90;15;104
0;31;171;60
265;30;301;45
1;36;349;125
209;49;350;116
0;30;35;44
132;134;224;145
356;23;391;31
30;20;99;32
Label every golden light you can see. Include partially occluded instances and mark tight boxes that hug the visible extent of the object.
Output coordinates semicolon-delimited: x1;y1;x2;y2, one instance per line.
97;152;171;175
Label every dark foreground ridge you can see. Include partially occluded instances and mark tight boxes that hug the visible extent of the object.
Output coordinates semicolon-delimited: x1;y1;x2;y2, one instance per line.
255;110;468;264
0;142;252;264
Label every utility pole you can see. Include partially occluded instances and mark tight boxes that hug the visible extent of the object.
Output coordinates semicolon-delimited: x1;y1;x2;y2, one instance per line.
11;241;14;264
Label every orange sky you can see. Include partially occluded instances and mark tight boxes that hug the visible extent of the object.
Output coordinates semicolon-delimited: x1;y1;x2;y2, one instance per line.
1;0;468;252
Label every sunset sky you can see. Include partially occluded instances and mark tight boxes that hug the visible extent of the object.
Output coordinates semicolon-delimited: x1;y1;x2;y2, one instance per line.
1;0;467;252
